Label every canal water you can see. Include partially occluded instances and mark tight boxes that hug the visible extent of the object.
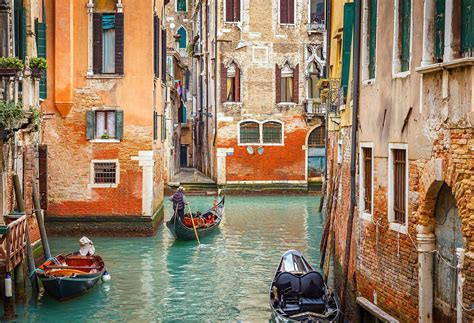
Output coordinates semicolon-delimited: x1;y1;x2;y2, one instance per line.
16;195;324;322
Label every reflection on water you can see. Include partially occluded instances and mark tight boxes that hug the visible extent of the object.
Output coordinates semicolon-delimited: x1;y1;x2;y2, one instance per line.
15;195;323;322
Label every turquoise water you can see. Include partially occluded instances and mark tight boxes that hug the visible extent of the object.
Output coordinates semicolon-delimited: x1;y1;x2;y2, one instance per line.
17;196;323;322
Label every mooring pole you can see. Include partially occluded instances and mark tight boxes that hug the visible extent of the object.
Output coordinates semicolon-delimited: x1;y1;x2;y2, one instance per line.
33;184;51;259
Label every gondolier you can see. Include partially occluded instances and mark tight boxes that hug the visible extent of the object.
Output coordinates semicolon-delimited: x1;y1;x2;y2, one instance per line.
171;186;187;221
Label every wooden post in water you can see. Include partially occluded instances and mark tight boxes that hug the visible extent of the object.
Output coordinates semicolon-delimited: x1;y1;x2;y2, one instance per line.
33;184;51;259
14;261;26;304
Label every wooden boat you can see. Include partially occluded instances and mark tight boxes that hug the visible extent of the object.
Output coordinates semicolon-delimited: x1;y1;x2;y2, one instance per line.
269;250;340;322
37;253;105;300
166;196;225;241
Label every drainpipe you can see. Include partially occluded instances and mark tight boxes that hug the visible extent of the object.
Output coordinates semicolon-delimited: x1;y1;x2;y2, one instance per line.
341;0;361;315
213;0;217;148
323;0;331;192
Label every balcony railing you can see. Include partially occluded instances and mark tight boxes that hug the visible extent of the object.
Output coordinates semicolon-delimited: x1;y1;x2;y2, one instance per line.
305;101;327;116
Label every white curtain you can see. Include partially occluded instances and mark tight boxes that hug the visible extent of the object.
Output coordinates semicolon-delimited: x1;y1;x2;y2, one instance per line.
102;29;116;73
96;112;105;137
107;112;116;137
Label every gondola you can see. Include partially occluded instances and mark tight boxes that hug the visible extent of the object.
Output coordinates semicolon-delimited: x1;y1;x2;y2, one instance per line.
166;196;225;241
37;253;106;300
269;250;340;322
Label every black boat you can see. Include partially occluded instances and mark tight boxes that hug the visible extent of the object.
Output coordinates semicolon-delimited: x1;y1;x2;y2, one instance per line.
270;250;340;322
166;196;225;241
37;253;105;300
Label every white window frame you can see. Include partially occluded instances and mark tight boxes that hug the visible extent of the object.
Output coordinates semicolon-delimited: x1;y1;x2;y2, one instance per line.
89;159;120;188
175;0;187;13
237;120;285;146
392;0;413;78
359;142;374;221
223;0;242;23
279;0;297;26
308;0;326;30
388;143;408;234
361;0;378;83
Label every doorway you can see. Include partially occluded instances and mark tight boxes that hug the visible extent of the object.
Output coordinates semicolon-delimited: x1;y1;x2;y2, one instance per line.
307;126;326;180
180;144;188;168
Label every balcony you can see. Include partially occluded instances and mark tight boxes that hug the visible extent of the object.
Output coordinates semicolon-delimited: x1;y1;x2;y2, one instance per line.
305;101;326;120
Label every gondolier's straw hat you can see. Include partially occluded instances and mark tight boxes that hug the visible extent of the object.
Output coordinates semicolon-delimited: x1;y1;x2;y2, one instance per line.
79;236;96;256
178;186;185;191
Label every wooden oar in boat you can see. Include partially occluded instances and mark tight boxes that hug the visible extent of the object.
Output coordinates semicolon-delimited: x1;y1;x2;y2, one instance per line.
187;204;201;244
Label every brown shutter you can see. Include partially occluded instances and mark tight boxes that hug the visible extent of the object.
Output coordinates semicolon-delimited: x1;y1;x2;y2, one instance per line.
154;16;160;77
276;64;281;103
221;63;227;103
293;64;299;103
288;0;294;24
38;145;48;209
93;13;103;74
235;65;240;102
234;0;241;22
280;0;287;24
226;0;234;22
161;29;166;82
115;13;124;75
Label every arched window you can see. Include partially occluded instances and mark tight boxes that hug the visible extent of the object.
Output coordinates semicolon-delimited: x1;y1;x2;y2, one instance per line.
262;122;283;144
226;62;241;102
308;126;325;147
281;63;294;102
177;0;187;12
177;26;187;49
239;121;260;144
308;62;321;99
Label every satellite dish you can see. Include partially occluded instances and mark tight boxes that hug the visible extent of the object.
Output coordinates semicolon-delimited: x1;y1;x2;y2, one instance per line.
247;146;254;155
257;146;264;155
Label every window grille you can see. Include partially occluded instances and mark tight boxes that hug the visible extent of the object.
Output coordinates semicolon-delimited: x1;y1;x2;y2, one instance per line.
308;127;325;147
393;149;406;224
262;122;282;144
94;162;117;184
240;122;260;144
362;147;372;213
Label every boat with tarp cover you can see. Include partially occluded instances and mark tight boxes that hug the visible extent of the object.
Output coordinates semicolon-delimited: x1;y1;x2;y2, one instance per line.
166;196;225;240
269;250;340;322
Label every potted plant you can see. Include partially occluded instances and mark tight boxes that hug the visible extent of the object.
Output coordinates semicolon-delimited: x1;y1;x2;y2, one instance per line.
317;78;330;89
29;57;47;78
101;130;110;139
0;57;24;77
0;100;27;134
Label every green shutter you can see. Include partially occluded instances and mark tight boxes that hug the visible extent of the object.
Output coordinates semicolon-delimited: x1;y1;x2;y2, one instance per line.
21;7;26;60
86;110;95;140
434;0;445;61
461;0;473;56
14;0;20;57
341;3;354;97
37;21;47;99
400;0;411;72
368;0;377;79
161;114;166;142
177;0;187;11
115;110;124;140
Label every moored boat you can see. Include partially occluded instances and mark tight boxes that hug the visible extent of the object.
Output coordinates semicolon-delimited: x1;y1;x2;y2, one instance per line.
269;250;340;322
166;196;225;241
37;253;105;300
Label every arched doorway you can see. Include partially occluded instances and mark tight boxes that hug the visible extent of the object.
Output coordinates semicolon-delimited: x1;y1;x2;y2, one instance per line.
307;125;325;181
433;183;463;322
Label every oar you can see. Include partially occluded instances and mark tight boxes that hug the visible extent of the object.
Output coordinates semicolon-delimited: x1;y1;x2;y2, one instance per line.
187;204;201;244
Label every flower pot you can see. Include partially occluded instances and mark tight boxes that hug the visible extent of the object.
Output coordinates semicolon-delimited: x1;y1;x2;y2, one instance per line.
31;68;43;79
0;68;19;77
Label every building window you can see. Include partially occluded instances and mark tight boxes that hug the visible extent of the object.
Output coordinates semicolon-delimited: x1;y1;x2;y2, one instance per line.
394;0;411;73
360;145;373;217
434;0;445;62
280;0;295;24
362;0;377;80
225;0;241;22
308;62;320;99
461;0;474;57
86;110;124;141
262;122;283;144
177;0;187;12
93;12;124;75
308;126;325;147
388;144;408;232
239;121;260;144
177;26;187;49
225;63;241;102
341;2;354;97
90;160;119;188
277;63;299;103
309;0;325;29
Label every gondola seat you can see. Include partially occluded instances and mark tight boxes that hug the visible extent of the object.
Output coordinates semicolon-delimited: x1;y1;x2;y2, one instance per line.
275;272;301;312
299;271;326;313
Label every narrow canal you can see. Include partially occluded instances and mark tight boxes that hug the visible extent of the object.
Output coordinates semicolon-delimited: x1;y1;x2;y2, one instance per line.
17;195;324;322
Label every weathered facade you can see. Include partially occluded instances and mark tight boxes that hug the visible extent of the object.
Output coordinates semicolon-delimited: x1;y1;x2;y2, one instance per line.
326;0;474;322
42;0;168;235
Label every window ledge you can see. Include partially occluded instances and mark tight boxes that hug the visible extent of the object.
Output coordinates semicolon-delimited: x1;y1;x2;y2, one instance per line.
224;101;242;106
238;143;284;147
307;28;326;34
360;212;372;222
87;74;124;80
88;183;118;189
90;139;121;143
277;102;296;108
362;79;375;86
389;222;407;234
392;71;410;79
416;57;474;74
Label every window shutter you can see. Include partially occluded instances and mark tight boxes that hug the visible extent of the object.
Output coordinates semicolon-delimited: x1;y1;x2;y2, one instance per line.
280;0;288;24
162;29;167;82
37;20;47;99
461;0;473;55
293;64;299;103
38;144;48;209
86;110;95;140
226;0;234;22
434;0;445;61
115;13;124;75
287;0;294;24
153;111;158;141
221;63;227;103
116;110;124;140
235;65;241;102
400;0;411;71
368;0;377;79
276;64;281;103
341;3;354;97
93;13;103;74
154;16;160;77
234;0;241;22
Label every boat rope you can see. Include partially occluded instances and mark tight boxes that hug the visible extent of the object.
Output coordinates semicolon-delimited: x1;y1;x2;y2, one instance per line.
29;268;44;278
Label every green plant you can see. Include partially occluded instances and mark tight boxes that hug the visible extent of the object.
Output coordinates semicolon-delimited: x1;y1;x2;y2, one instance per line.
317;78;330;89
29;57;48;70
320;88;330;102
0;57;24;70
28;106;42;132
101;131;110;139
0;100;25;130
186;42;194;56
